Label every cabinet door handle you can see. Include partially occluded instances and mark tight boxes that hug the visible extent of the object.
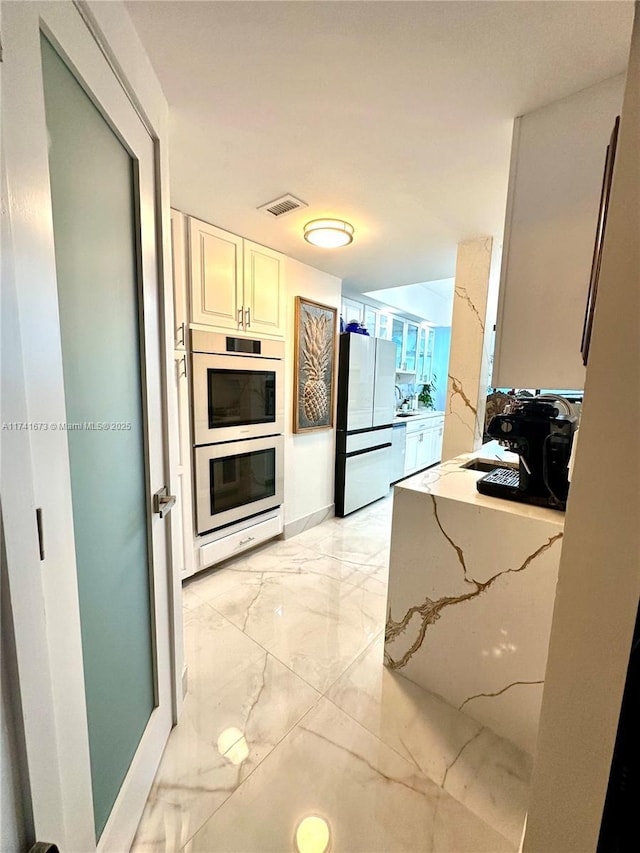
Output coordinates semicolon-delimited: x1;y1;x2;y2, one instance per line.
175;322;185;348
177;354;187;378
239;535;255;546
245;307;251;328
238;308;244;328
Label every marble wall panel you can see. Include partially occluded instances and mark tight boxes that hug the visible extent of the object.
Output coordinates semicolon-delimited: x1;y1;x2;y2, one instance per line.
442;237;497;460
384;487;563;754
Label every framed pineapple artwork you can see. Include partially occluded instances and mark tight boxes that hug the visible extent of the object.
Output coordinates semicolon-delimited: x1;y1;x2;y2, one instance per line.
293;296;338;433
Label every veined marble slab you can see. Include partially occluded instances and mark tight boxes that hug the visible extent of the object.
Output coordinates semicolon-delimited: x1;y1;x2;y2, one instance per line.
327;633;532;845
186;698;514;853
384;446;564;754
441;237;497;460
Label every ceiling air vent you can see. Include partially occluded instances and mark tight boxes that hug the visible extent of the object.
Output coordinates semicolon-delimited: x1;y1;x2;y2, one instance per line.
257;194;308;219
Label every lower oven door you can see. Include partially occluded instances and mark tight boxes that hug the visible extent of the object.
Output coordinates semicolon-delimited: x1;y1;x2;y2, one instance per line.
194;435;284;535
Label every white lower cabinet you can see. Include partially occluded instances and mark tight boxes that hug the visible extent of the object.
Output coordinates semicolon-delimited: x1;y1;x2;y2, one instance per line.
403;414;445;477
405;433;419;475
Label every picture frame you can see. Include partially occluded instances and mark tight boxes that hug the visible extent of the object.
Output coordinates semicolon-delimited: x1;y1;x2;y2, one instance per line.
293;296;338;433
581;116;620;366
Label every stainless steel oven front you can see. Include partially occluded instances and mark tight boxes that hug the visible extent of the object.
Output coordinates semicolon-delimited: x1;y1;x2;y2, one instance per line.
194;434;284;534
192;330;284;446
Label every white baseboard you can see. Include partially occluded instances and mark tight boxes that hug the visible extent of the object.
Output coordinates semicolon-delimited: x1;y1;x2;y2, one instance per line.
283;504;334;539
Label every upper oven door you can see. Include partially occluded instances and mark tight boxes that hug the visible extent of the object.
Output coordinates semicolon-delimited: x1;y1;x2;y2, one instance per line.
194;435;284;534
192;352;284;445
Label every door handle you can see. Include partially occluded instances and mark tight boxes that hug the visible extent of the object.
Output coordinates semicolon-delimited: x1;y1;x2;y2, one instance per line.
238;308;244;328
176;321;185;348
153;486;176;518
177;354;187;378
245;307;251;328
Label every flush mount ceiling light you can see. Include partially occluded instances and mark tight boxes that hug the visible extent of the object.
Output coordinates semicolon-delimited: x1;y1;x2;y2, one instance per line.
303;219;354;249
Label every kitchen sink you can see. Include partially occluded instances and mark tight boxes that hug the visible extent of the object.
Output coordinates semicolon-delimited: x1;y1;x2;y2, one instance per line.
460;459;500;473
395;412;415;418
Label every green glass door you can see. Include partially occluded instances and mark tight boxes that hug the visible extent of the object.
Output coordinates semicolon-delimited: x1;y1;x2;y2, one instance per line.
41;37;155;839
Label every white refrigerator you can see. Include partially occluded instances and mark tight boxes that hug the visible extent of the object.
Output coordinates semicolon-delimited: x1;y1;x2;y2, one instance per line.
334;333;396;516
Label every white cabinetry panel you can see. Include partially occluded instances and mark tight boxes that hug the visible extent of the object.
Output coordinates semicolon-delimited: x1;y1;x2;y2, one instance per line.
493;75;624;389
188;217;284;338
403;414;444;476
189;218;243;330
243;240;283;336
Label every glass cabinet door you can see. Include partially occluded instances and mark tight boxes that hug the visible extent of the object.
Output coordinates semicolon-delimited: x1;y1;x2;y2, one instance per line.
377;312;391;340
391;318;404;370
341;298;363;325
417;328;426;380
424;328;435;384
363;306;377;336
405;323;419;372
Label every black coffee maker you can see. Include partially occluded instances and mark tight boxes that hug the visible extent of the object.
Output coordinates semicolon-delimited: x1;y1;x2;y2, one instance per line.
477;396;577;510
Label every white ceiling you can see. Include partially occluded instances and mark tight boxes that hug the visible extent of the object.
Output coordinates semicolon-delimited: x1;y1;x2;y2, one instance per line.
363;279;454;326
126;0;633;294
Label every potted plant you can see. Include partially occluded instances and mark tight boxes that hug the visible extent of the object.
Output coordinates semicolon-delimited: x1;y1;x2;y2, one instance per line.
418;377;437;410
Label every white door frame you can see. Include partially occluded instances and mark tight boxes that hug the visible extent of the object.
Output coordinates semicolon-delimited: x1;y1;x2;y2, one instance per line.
1;2;183;849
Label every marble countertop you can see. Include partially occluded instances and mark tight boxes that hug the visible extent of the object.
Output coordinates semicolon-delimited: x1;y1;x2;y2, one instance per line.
392;410;445;425
395;440;565;526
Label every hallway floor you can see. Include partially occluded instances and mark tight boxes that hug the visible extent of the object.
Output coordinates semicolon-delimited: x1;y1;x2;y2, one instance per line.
132;496;531;852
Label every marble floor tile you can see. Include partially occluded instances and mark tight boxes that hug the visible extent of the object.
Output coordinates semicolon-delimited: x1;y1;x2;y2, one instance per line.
442;726;533;846
185;698;515;853
181;584;205;612
131;602;319;852
326;634;531;844
209;570;386;692
186;536;386;603
295;504;393;578
326;634;482;784
135;496;532;852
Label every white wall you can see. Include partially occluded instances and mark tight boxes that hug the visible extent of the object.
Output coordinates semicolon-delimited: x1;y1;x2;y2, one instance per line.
523;6;639;850
282;257;342;535
493;73;625;390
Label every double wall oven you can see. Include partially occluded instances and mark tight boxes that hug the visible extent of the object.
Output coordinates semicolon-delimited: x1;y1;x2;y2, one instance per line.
191;330;284;535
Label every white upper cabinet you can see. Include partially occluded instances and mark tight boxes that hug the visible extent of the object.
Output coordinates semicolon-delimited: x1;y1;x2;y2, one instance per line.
243;240;283;336
493;75;624;390
189;218;243;330
189;217;284;337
